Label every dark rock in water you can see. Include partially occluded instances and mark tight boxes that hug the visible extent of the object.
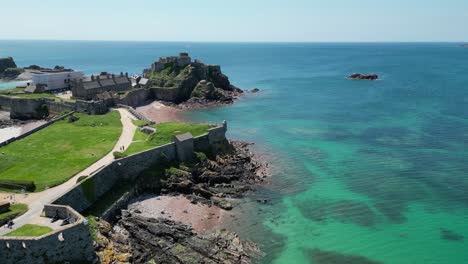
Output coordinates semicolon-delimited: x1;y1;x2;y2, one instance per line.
440;228;464;241
348;73;379;80
0;57;17;75
96;215;261;263
250;88;260;93
307;248;383;264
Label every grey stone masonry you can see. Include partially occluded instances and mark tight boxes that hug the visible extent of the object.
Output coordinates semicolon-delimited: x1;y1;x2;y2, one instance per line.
175;132;195;162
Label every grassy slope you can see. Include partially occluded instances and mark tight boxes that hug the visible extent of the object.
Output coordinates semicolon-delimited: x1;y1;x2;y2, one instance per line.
0;111;122;191
125;122;212;156
4;224;53;237
0;204;28;221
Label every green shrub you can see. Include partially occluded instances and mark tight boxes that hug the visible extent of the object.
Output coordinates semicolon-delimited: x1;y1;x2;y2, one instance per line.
3;68;24;77
36;104;49;118
195;152;207;162
0;179;36;192
113;151;128;159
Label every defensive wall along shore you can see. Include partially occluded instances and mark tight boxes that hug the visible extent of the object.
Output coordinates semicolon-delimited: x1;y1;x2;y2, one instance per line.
0;121;228;263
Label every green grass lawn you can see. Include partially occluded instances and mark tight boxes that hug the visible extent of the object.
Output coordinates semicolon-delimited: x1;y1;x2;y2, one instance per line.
0;204;28;221
125;122;213;156
4;224;53;237
0;111;122;191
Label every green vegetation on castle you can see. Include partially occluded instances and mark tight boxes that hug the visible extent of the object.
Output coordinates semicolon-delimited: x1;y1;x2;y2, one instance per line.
4;224;53;237
150;63;190;87
0;111;122;191
125;122;213;156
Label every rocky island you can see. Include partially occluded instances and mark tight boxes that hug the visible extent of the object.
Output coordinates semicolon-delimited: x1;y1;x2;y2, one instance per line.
348;73;379;80
141;53;247;109
0;57;23;80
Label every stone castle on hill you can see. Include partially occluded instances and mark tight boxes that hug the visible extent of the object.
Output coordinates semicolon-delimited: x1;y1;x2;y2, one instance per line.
152;52;192;72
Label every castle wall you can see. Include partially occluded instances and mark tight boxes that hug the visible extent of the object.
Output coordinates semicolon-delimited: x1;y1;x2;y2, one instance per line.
151;87;180;102
0;95;11;110
117;88;153;107
52;125;226;213
9;98;46;120
0;205;95;264
52;142;177;212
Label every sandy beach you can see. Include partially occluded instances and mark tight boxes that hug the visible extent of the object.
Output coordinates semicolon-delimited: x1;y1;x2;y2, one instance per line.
0;112;47;143
128;195;228;234
136;101;183;123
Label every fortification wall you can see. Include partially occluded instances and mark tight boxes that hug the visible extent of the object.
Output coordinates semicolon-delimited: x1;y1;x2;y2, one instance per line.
0;205;95;264
118;88;153;107
0;95;11;110
0;95;109;119
52;125;225;213
151;87;180;102
44;99;75;114
53;143;176;212
75;100;108;115
10;98;46;120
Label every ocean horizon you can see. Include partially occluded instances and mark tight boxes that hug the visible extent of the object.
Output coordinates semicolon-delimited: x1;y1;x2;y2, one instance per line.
1;40;468;263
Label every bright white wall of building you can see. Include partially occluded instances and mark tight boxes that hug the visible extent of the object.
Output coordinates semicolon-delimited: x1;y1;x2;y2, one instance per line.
32;71;84;91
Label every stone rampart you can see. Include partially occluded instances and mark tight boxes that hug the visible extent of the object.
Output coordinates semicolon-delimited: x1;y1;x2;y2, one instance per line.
52;143;177;212
0;95;12;110
0;205;95;264
117;88;153;107
52;124;226;213
0;95;109;118
151;87;180;102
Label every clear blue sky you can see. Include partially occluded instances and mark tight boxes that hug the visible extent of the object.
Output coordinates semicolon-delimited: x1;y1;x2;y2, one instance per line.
2;0;467;42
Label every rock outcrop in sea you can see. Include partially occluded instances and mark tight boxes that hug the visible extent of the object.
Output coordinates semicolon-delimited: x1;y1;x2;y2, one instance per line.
95;214;261;264
146;54;246;108
348;73;379;80
0;57;22;79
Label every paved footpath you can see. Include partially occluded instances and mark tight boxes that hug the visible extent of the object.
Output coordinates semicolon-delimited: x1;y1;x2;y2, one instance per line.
0;108;137;235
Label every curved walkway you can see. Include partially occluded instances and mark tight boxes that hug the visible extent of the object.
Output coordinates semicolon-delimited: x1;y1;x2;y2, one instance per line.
0;108;137;235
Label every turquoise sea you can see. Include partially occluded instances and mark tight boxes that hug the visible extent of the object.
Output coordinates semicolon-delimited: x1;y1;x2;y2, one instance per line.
1;41;468;263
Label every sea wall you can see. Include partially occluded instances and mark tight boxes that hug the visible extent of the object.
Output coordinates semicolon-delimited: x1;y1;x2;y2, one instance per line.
0;205;95;264
53;142;176;212
52;125;226;213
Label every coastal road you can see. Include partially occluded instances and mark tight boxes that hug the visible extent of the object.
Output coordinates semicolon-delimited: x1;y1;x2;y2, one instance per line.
0;108;137;235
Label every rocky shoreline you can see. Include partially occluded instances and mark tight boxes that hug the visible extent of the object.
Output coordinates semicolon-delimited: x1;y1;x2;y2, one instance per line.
159;87;259;111
94;141;268;263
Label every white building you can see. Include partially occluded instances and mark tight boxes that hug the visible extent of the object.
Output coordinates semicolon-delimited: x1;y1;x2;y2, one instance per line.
32;71;84;91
